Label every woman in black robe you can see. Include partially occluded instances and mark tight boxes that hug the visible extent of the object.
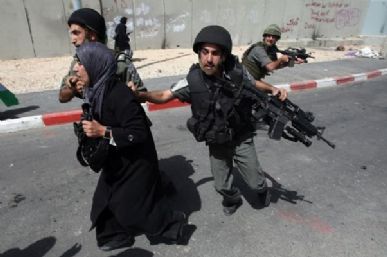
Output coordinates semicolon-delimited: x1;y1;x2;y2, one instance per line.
73;42;186;251
114;16;130;52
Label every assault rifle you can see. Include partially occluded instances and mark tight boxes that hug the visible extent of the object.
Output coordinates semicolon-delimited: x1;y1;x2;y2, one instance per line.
277;47;314;67
240;85;335;149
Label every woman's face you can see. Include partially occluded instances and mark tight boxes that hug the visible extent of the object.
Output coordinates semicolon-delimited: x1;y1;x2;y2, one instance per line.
73;61;90;87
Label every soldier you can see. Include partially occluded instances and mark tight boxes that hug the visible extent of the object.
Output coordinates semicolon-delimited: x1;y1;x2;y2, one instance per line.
59;8;145;103
242;24;304;81
137;25;288;216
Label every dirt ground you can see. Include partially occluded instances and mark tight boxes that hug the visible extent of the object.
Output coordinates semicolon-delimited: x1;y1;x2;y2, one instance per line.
0;44;378;94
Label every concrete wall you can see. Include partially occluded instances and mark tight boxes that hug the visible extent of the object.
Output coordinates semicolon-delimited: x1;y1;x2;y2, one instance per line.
361;0;387;35
22;0;70;58
0;0;374;60
0;0;36;59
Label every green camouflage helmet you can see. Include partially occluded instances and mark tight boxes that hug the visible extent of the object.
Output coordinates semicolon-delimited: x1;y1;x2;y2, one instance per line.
263;24;281;39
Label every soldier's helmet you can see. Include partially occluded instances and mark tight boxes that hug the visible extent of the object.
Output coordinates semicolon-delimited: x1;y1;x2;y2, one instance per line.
193;25;232;56
68;8;107;43
263;24;281;39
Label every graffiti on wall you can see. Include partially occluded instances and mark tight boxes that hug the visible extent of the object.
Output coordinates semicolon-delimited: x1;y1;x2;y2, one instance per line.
281;17;300;33
134;2;161;38
335;8;361;29
166;12;190;33
199;9;212;24
279;1;362;36
304;1;361;30
104;0;162;39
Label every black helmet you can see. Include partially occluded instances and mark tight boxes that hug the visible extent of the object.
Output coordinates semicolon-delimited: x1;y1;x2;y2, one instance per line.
68;8;107;42
193;25;232;55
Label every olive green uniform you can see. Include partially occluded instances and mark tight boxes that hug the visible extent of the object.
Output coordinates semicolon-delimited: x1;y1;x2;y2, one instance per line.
60;50;146;98
241;41;279;80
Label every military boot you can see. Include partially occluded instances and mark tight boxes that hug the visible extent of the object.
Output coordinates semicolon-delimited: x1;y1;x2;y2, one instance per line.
220;188;242;216
257;179;271;207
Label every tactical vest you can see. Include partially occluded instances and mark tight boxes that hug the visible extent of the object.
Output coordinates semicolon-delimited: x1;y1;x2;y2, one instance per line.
115;49;134;83
241;41;278;80
115;49;146;91
186;60;253;145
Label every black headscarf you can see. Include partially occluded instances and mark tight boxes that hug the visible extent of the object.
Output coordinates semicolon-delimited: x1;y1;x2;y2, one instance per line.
75;42;117;119
120;16;128;24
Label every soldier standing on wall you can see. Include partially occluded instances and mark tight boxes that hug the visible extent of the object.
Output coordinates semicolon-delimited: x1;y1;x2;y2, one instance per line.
59;8;145;103
242;24;304;81
137;25;288;216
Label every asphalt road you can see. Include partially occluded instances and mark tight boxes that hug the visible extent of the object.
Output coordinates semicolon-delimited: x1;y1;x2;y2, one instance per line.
0;75;386;257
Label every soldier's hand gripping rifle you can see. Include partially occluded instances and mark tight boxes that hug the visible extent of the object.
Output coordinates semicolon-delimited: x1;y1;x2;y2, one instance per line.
277;47;315;67
242;85;335;149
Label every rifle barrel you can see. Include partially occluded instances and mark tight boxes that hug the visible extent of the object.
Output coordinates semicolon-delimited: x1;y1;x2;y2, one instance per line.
318;134;336;149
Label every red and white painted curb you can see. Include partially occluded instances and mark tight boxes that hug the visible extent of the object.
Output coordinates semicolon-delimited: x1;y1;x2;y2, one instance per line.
1;68;386;133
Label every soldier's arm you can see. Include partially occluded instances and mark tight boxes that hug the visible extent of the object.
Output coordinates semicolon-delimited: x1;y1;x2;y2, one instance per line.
59;84;74;103
244;66;287;101
255;80;287;101
58;59;83;103
252;45;288;72
137;89;175;104
136;78;189;103
265;55;289;71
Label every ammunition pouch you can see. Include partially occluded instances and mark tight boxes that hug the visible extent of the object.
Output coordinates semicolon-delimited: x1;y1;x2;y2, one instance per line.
186;117;234;145
205;128;234;145
268;115;287;140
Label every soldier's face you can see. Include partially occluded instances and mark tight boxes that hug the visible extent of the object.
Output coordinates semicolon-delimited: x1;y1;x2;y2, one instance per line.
198;43;225;76
69;24;97;47
263;34;279;46
73;61;90;87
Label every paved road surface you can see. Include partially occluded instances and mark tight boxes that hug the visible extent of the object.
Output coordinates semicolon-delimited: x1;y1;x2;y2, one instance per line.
0;76;386;257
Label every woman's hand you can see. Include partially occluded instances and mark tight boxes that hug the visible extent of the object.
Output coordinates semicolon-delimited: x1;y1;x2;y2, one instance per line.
82;120;105;138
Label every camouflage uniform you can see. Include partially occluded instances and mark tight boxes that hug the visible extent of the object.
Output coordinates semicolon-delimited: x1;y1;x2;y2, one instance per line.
241;42;279;80
242;24;282;80
115;50;146;92
60;49;146;98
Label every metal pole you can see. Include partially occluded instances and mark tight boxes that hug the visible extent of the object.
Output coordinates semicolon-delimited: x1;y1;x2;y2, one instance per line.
72;0;82;11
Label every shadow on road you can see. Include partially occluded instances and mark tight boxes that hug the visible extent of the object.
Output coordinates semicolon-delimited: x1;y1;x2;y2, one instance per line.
0;237;81;257
159;155;202;216
233;170;313;209
264;172;313;205
0;105;39;120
